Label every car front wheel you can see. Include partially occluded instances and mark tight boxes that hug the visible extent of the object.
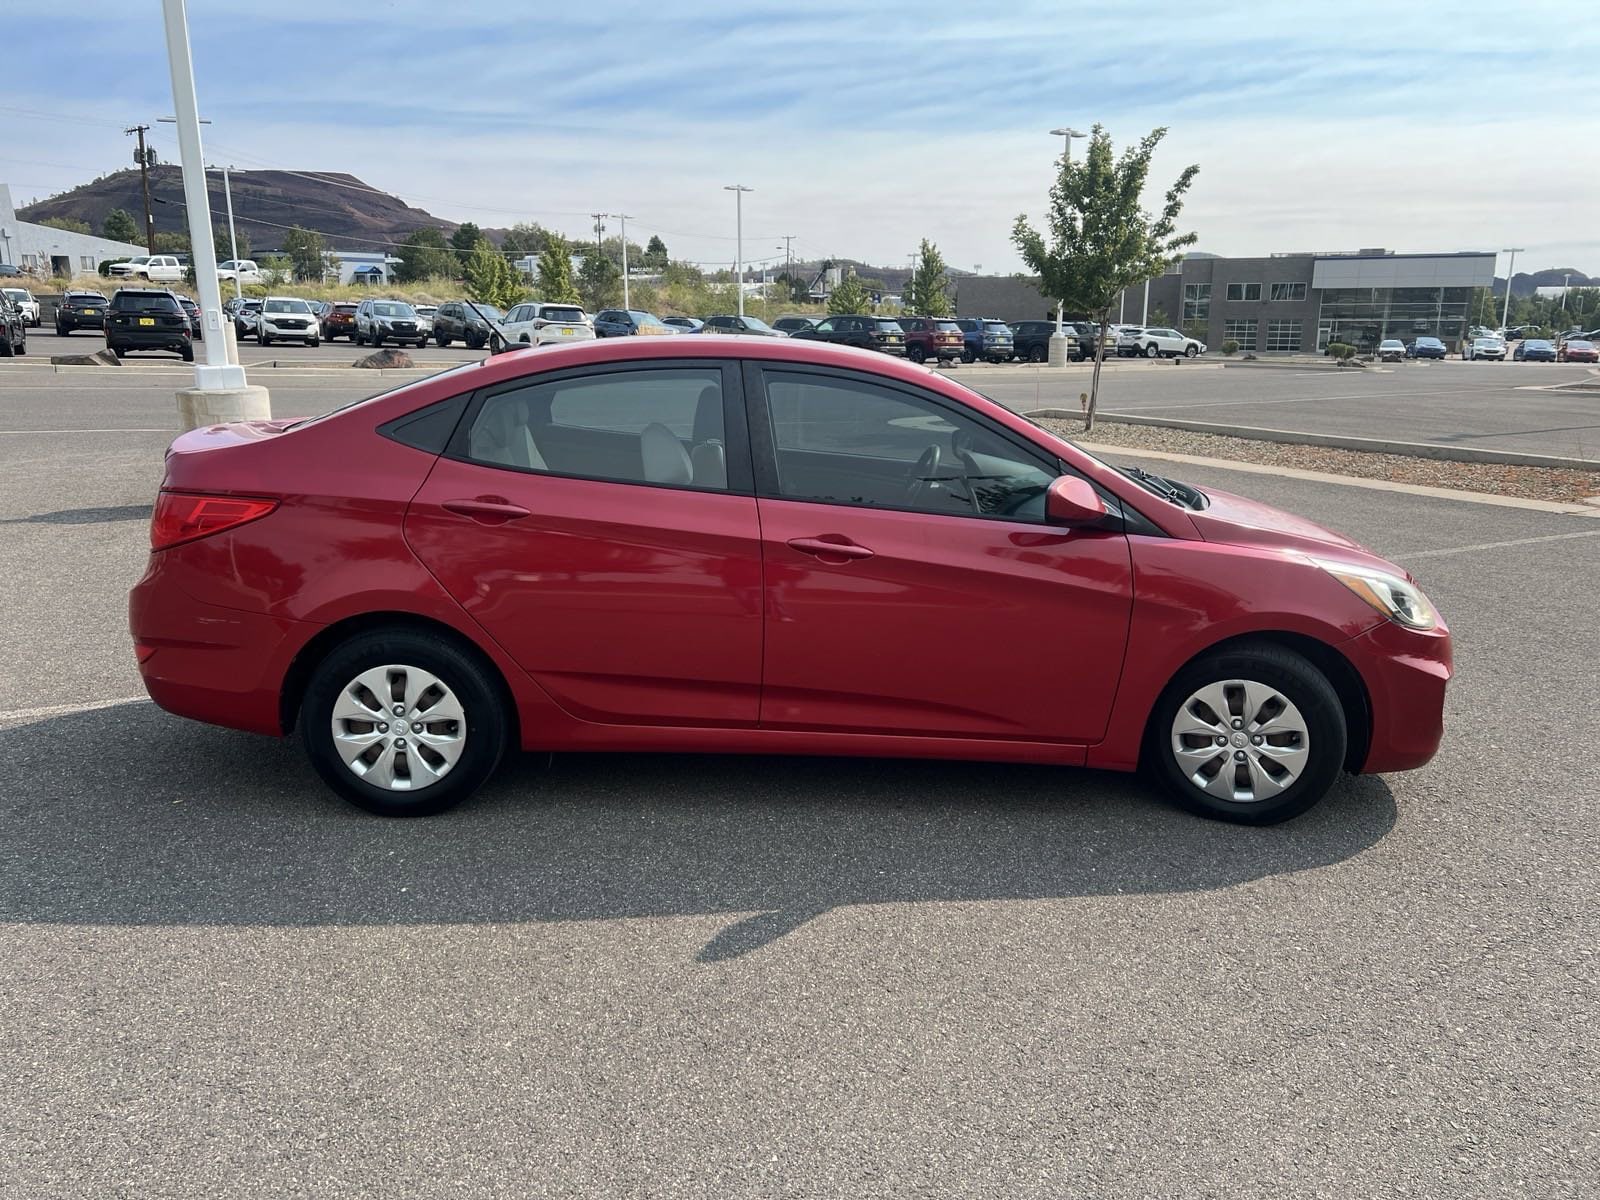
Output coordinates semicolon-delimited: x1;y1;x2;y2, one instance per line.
1185;344;1198;357
299;629;510;817
1148;643;1346;825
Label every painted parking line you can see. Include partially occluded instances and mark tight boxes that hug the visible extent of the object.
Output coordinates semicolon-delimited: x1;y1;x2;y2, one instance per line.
0;696;150;725
0;428;174;434
1129;387;1492;413
1390;529;1600;560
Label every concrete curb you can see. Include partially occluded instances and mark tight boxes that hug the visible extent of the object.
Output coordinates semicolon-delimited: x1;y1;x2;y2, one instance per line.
1029;410;1600;472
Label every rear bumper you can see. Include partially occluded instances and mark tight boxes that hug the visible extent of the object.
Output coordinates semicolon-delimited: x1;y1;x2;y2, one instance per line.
1342;619;1453;773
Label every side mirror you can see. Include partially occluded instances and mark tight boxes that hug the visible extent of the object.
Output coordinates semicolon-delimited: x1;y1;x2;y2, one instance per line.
1045;475;1108;527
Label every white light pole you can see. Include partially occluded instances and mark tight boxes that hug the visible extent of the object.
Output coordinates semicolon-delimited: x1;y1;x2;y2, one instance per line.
161;0;265;425
1500;247;1522;331
1141;278;1150;326
1046;128;1085;364
611;213;633;308
724;185;752;317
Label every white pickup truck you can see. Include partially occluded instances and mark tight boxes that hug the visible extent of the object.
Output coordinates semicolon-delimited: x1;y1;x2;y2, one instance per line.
216;259;263;285
108;255;184;282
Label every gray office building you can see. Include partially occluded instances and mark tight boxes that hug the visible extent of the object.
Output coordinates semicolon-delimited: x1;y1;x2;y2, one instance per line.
956;249;1496;353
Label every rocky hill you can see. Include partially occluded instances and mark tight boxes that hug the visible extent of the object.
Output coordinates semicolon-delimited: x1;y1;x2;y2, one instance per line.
17;167;453;251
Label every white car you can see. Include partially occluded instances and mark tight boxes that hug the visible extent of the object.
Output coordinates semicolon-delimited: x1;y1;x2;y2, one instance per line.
216;259;263;285
1464;336;1506;362
500;302;596;348
1126;325;1206;358
255;296;320;346
413;304;437;338
109;254;184;282
0;287;39;326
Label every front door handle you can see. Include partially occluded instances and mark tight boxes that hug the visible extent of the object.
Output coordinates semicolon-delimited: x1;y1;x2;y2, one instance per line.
787;536;874;561
442;496;531;524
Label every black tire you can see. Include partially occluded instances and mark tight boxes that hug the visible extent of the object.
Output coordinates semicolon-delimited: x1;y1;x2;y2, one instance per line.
57;325;69;336
1185;344;1198;358
435;332;450;347
110;344;125;358
415;338;427;349
960;346;976;364
371;332;383;348
1144;343;1159;358
15;335;23;356
298;628;510;817
0;336;12;359
1146;643;1347;826
907;344;926;364
1028;344;1046;363
180;344;194;362
308;337;320;348
466;332;483;350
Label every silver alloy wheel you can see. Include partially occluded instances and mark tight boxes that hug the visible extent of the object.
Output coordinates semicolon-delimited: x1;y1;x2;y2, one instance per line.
330;664;466;792
1169;678;1311;803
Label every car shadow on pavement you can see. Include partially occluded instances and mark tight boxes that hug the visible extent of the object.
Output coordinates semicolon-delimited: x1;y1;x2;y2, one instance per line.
0;703;1397;960
0;504;152;526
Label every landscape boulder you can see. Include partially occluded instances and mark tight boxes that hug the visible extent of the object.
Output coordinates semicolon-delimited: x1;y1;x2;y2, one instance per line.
353;348;414;369
49;349;120;367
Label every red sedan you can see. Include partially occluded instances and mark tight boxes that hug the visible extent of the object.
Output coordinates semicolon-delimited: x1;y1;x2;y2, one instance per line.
1557;338;1597;363
130;337;1451;824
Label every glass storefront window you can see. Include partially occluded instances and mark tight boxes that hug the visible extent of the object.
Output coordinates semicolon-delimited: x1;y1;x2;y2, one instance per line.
1266;320;1302;352
1182;284;1211;323
1315;286;1473;351
1224;319;1258;350
1270;282;1307;302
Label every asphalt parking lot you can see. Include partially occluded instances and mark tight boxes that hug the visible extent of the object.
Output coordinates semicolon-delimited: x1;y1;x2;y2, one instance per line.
2;366;1598;1196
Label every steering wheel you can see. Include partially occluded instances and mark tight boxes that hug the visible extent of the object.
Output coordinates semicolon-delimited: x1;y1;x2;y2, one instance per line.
904;444;943;505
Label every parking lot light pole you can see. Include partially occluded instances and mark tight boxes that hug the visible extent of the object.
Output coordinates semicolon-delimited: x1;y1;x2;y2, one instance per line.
160;0;267;427
724;185;752;318
1047;128;1084;365
610;213;633;308
1500;248;1522;331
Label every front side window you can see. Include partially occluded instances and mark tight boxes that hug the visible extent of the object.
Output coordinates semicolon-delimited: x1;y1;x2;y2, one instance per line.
761;371;1055;521
464;367;730;491
1270;282;1307;302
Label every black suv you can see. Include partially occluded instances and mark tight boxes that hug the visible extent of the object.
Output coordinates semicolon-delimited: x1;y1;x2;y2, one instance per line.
789;314;907;355
55;291;109;336
1010;320;1066;363
0;293;26;357
432;300;503;349
107;288;193;361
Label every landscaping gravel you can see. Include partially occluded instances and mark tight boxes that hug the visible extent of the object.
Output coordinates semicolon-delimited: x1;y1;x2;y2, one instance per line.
1036;417;1600;504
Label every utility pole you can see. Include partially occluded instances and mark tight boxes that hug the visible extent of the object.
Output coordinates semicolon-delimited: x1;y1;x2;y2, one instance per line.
589;212;606;256
611;213;633;308
125;124;157;253
1500;248;1523;331
724;185;752;317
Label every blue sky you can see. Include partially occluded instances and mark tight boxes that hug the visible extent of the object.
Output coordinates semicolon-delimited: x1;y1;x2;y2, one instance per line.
4;2;1597;275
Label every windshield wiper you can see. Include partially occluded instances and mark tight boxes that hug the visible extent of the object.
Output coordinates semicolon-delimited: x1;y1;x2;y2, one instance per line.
1121;465;1186;504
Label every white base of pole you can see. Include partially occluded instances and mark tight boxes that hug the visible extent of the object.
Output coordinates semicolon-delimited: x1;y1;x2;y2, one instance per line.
1048;333;1072;367
177;385;272;431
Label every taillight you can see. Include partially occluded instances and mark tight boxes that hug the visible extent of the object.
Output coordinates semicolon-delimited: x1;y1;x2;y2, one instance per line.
150;491;277;550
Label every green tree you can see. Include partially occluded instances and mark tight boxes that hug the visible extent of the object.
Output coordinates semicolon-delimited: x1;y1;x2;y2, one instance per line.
1011;124;1198;430
153;230;190;254
282;226;326;282
827;272;869;314
500;222;551;257
40;216;91;234
101;208;138;243
644;235;669;269
464;239;522;310
213;225;250;263
905;239;952;316
395;228;456;282
578;250;622;311
450;222;484;258
537;235;580;304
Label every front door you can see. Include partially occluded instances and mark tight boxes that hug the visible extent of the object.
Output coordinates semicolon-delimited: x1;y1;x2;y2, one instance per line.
406;361;763;726
747;365;1133;742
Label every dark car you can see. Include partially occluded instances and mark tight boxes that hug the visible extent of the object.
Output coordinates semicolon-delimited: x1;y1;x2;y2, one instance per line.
773;316;820;335
55;290;109;336
896;315;965;364
1513;338;1556;362
107;288;193;361
432;300;504;349
175;296;204;340
661;316;703;333
1557;339;1598;363
322;302;359;341
701;314;786;337
0;293;26;356
789;314;907;355
953;317;1015;363
1406;336;1446;359
1010;320;1076;364
593;309;677;338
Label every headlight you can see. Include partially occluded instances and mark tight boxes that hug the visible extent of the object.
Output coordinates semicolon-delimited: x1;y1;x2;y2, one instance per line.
1313;559;1437;630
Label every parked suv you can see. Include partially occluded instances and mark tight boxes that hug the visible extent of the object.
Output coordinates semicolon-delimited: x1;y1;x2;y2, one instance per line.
501;302;595;348
1009;320;1074;364
321;302;359;341
701;314;785;337
953;317;1015;363
233;299;263;337
355;299;427;348
55;290;109;335
1;286;40;326
431;300;503;349
0;293;26;357
593;309;676;338
256;296;321;346
1126;326;1206;358
790;315;907;355
773;316;819;335
896;316;965;364
106;288;193;360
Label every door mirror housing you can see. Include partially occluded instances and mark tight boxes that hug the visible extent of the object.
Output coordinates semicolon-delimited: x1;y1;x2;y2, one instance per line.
1045;475;1108;526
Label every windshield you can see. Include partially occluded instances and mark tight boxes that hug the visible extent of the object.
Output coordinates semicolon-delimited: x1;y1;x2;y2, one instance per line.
738;316;776;332
629;311;666;326
125;257;150;266
1525;340;1553;349
264;299;311;314
1566;340;1593;350
373;302;416;318
1;289;28;302
464;304;502;319
1380;340;1404;348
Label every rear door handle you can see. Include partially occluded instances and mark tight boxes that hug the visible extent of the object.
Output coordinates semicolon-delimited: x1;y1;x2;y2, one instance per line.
442;496;531;524
787;536;874;561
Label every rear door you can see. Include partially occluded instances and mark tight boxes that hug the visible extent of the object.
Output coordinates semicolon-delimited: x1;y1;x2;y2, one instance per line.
406;360;763;726
745;363;1133;742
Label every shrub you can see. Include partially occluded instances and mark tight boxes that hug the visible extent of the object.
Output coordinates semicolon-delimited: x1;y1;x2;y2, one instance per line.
1327;342;1356;364
98;260;120;277
1221;339;1239;356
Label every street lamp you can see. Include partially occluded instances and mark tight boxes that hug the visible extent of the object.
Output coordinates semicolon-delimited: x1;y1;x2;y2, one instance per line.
1049;127;1086;160
1046;127;1085;357
724;184;752;317
1500;247;1523;331
609;213;633;308
158;117;243;307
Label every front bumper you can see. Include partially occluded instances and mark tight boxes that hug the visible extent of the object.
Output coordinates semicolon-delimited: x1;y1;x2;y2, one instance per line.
1342;617;1453;774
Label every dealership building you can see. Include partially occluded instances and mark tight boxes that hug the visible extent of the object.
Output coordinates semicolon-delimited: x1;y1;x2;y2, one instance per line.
956;249;1497;353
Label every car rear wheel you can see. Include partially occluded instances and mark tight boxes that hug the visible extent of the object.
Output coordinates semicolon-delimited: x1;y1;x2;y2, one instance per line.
299;629;510;817
907;344;926;363
960;346;976;363
435;332;450;347
1148;643;1346;825
1028;344;1046;363
1144;343;1159;358
57;325;69;336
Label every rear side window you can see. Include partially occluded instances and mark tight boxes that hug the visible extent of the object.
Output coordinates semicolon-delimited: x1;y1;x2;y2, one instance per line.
114;293;179;313
874;320;903;331
538;307;586;323
463;367;733;492
984;322;1011;334
936;321;961;332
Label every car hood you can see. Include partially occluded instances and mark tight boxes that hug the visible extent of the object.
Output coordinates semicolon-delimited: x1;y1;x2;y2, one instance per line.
1184;484;1403;572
